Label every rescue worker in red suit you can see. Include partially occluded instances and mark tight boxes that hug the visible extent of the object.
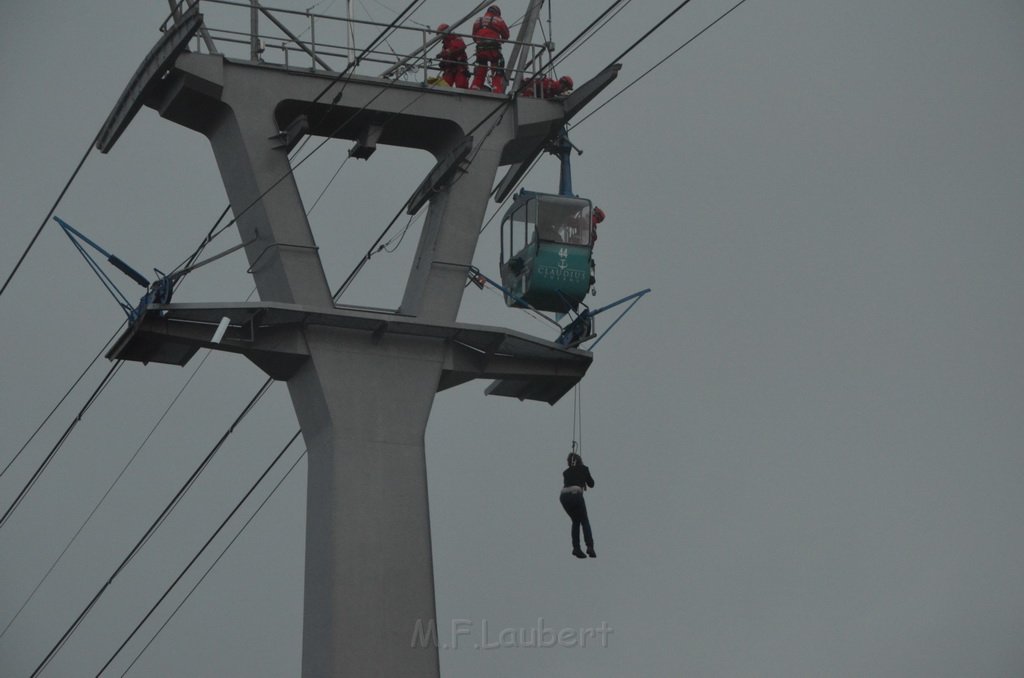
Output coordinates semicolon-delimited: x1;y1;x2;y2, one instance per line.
589;207;605;292
521;75;573;99
591;206;605;244
470;5;510;93
435;24;469;88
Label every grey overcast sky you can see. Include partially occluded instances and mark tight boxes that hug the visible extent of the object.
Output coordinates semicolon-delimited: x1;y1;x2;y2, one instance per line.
2;1;1024;676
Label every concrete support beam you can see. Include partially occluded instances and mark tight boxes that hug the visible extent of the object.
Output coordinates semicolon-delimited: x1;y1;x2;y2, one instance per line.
108;302;592;400
290;327;443;677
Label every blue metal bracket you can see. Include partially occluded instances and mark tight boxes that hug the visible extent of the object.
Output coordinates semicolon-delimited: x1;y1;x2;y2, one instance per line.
54;216;173;320
585;288;651;350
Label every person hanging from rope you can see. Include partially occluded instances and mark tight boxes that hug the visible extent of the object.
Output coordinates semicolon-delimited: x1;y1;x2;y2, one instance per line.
470;5;510;93
435;23;470;88
559;449;596;558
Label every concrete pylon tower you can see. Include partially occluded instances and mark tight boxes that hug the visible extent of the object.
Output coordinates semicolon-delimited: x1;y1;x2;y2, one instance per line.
99;4;617;675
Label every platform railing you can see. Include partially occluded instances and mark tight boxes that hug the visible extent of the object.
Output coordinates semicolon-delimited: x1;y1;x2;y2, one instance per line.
162;0;552;87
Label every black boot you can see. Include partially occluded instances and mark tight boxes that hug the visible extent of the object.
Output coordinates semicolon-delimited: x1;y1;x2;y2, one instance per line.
572;547;586;558
586;546;596;558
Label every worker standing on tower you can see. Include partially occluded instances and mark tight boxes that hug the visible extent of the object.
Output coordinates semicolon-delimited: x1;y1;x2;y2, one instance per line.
470;5;510;93
435;24;469;88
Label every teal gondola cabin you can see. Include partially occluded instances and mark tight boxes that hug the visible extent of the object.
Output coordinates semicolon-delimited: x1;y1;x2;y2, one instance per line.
499;190;594;313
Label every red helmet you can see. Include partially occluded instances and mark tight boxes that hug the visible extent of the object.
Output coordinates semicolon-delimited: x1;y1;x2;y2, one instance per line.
486;4;501;15
436;23;450;34
559;75;574;91
592;207;605;224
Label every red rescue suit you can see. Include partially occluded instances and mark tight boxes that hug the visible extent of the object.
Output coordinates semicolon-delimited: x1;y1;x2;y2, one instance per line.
437;34;469;88
471;11;510;93
521;77;567;99
589;208;605;291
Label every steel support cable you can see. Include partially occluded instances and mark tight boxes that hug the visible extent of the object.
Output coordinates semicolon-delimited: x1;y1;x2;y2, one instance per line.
337;39;579;297
306;156;353;215
0;0;418;305
28;377;274;678
22;7;611;670
169;108;335;288
185;1;617;298
0;362;123;532
445;0;636;165
327;70;479;298
176;64;430;274
169;123;333;289
17;153;352;655
95;431;304;677
476;278;554;331
332;86;510;301
8;105;367;638
168;205;233;282
7;122;336;512
327;49;512;297
0;321;125;482
514;0;631;84
443;0;633;147
355;0;406;62
2;45;288;529
331;0;687;309
545;0;631;67
607;0;696;67
308;0;425;106
10;11;422;667
429;0;632;208
68;26;682;664
479;152;545;234
0;137;97;302
547;0;636;71
27;143;353;669
17;19;573;662
571;0;752;131
304;80;439;298
0;350;215;644
82;151;383;667
1;211;230;533
537;18;554;79
332;204;408;298
117;447;306;677
541;0;697;99
20;126;345;647
100;94;538;673
163;0;426;291
381;212;422;253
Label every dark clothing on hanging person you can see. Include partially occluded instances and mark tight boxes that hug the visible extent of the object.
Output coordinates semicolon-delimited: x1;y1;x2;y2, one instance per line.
562;464;595;490
560;461;595;556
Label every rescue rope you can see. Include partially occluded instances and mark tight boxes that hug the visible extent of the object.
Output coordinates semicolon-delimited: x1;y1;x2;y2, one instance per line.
571;383;583;458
